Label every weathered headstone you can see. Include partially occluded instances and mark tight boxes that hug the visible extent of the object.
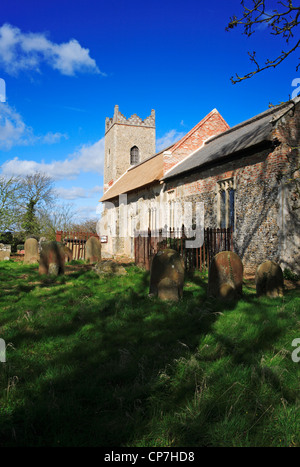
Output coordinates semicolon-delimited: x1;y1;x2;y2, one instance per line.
24;238;39;264
94;260;127;276
255;260;284;298
86;236;101;263
208;251;243;300
63;245;73;262
0;250;10;261
39;241;66;275
0;243;11;252
149;249;185;301
38;237;47;253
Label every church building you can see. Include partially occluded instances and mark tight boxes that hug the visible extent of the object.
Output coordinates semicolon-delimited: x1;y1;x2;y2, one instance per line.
99;99;300;274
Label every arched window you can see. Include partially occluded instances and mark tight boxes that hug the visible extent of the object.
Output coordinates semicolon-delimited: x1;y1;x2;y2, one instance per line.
217;178;235;230
130;146;139;165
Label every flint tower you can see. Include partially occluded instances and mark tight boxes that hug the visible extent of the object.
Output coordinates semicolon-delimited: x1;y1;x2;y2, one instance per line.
104;105;156;192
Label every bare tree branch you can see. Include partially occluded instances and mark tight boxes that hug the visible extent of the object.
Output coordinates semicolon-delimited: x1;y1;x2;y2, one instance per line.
226;0;300;83
0;175;22;231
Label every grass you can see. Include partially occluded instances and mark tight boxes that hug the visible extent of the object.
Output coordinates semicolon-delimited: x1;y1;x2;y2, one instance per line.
0;259;299;447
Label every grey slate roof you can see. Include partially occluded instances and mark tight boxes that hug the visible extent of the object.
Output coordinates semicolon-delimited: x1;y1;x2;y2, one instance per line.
162;98;299;181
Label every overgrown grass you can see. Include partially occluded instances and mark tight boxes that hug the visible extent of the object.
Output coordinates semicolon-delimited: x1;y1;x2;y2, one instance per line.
0;260;299;447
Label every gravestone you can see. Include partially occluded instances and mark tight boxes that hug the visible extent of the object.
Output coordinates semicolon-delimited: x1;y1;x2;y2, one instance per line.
63;245;73;262
208;251;243;300
0;250;10;261
0;243;11;260
255;260;284;298
86;236;101;263
0;243;11;252
38;237;47;253
24;238;39;264
94;260;127;276
39;241;66;275
149;249;185;301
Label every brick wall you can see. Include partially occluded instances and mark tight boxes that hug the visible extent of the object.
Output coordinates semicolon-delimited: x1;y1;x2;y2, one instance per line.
164;105;300;273
163;109;230;175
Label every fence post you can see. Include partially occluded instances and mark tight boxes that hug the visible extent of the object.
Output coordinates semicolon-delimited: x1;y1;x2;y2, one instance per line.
146;228;151;270
207;228;211;270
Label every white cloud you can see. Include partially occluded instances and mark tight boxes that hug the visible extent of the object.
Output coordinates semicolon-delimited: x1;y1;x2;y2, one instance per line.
0;103;68;149
90;185;103;194
55;186;88;200
1;137;105;180
0;103;34;149
55;185;102;200
77;204;102;219
156;129;185;152
0;23;101;76
42;132;68;144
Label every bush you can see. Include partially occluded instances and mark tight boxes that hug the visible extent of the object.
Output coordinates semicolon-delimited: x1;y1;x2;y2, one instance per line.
283;268;300;281
0;231;13;244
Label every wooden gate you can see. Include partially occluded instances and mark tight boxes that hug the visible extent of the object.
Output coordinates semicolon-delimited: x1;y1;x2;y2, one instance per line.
56;231;100;260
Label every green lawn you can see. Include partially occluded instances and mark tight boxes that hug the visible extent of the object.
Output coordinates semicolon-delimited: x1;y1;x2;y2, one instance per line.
0;259;299;447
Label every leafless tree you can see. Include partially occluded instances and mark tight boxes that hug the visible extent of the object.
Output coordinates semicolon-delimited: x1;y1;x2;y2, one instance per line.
70;217;98;234
18;173;55;208
226;0;300;83
0;175;22;231
38;202;79;240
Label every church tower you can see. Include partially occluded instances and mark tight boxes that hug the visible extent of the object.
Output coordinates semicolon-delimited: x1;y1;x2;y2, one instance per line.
103;105;156;192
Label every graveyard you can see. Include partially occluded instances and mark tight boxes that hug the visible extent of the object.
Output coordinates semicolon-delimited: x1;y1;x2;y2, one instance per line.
0;248;299;447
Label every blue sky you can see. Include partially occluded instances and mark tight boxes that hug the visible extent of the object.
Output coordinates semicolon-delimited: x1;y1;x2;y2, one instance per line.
0;0;299;221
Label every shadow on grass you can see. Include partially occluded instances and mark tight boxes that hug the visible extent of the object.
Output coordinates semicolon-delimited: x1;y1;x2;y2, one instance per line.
0;262;299;447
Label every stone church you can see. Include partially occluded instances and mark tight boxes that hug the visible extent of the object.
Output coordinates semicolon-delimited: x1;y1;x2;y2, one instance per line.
99;99;300;274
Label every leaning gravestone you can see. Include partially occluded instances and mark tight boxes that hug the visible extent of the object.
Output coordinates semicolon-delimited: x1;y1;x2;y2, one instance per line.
208;251;243;300
149;249;185;301
255;260;284;298
39;241;66;276
24;238;39;264
86;236;101;263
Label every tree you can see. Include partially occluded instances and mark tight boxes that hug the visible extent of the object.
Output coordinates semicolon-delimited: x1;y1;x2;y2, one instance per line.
0;175;22;232
38;202;79;240
70;217;98;234
18;173;55;236
226;0;300;83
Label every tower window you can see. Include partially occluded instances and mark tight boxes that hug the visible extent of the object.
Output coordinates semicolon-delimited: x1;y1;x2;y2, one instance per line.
130;146;139;165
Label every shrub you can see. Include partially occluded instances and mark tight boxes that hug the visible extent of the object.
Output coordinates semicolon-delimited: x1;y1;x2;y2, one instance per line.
283;268;300;281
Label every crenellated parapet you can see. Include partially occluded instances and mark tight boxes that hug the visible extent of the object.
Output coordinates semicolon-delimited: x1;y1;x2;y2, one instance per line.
105;105;155;133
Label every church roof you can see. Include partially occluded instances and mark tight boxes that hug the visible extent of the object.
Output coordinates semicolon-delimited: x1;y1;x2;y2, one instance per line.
100;108;227;202
99;146;171;202
162;98;300;181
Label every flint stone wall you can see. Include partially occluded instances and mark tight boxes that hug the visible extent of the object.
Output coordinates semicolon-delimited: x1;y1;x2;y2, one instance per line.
164;108;300;274
101;104;300;275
